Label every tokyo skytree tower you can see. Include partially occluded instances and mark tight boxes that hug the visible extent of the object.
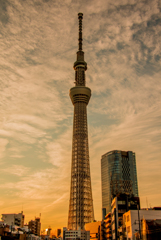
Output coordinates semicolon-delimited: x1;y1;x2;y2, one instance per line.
68;13;94;230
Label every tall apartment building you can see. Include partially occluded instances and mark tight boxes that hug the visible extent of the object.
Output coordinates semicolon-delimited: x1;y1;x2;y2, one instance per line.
101;150;139;218
28;217;41;236
1;211;24;227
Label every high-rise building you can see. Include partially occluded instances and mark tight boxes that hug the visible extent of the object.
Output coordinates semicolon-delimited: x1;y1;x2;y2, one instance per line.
68;13;94;230
101;150;139;218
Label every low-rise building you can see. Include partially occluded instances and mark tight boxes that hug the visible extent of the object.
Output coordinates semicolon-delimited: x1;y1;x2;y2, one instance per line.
0;222;41;240
123;209;161;239
1;211;24;227
0;223;10;236
111;194;140;240
85;221;101;240
142;219;161;240
63;227;90;240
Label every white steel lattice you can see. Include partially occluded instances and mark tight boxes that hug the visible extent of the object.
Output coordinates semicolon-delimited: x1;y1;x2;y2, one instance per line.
68;13;94;230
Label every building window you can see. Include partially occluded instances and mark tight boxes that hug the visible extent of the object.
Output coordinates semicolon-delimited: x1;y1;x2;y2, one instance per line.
118;201;126;205
127;226;130;233
127;215;129;222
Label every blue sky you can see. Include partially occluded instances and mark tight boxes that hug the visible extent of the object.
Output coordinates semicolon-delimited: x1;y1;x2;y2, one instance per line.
0;0;161;232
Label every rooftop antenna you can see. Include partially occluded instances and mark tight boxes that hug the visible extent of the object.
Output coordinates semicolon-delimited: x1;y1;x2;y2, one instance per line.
146;197;148;209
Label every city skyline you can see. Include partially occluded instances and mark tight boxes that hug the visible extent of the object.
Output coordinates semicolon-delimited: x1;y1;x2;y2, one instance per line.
0;0;161;232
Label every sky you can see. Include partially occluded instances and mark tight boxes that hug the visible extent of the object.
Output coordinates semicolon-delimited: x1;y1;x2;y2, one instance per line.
0;0;161;233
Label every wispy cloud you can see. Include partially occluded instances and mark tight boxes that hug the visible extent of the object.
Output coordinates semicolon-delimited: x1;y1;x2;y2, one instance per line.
43;193;67;210
0;138;8;160
2;165;29;176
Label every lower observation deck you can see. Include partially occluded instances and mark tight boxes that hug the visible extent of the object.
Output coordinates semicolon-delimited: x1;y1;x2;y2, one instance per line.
70;86;91;105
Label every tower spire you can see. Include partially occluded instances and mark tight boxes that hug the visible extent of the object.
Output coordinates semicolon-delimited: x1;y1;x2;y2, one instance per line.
78;13;83;51
74;13;87;86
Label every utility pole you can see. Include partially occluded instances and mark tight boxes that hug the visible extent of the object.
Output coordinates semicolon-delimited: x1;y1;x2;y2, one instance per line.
114;208;118;240
137;204;142;239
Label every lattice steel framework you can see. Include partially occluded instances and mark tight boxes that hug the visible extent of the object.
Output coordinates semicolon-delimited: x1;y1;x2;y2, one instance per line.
68;13;94;230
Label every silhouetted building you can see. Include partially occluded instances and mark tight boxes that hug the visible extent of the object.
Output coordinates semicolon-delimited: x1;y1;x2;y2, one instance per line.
57;229;61;237
0;223;10;236
68;13;94;230
101;150;139;218
28;217;41;236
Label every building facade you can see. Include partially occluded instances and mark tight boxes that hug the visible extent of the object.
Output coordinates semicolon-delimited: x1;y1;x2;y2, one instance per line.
85;221;101;240
142;219;161;240
57;229;61;237
123;209;161;239
63;227;90;240
1;211;24;227
111;194;140;240
68;13;94;230
104;213;112;240
28;217;41;236
101;150;139;218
